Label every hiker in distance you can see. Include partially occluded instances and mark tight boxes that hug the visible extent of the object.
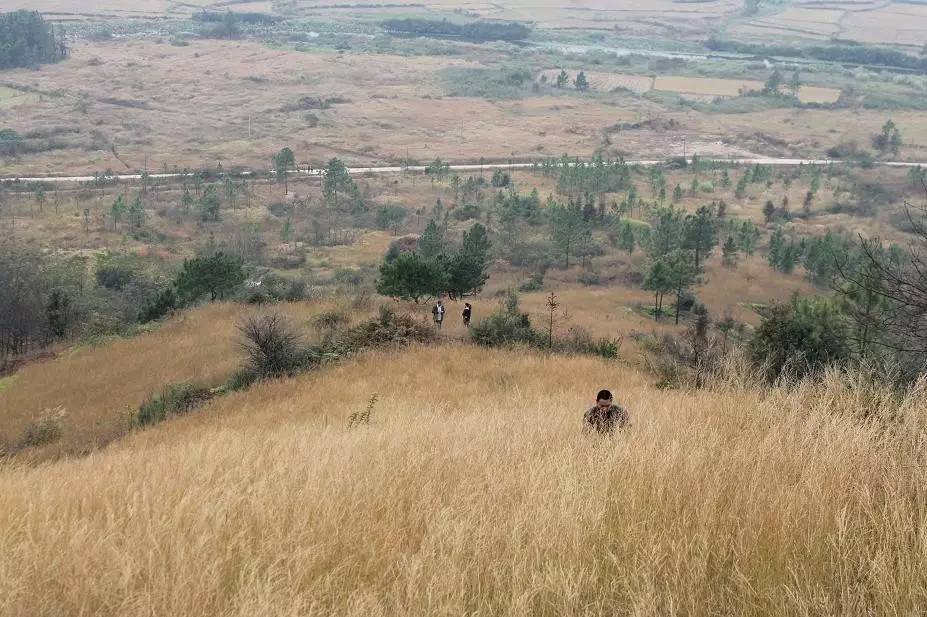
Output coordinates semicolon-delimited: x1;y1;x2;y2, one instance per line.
432;300;445;329
462;302;472;327
584;389;630;435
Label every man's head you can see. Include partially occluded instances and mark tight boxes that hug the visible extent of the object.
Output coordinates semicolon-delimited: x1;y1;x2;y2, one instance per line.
596;389;613;409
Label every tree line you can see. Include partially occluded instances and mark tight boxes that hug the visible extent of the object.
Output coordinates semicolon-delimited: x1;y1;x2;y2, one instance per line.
706;37;927;74
379;18;531;42
0;11;67;70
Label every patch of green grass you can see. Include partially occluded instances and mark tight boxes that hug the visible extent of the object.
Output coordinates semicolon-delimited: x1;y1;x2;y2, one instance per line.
0;375;16;392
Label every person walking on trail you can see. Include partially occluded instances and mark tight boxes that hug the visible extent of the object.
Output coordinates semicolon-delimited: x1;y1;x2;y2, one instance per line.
432;300;445;329
584;389;630;435
462;302;472;327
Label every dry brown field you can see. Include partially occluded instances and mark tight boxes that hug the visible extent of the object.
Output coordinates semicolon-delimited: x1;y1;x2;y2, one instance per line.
2;341;926;615
2;38;924;179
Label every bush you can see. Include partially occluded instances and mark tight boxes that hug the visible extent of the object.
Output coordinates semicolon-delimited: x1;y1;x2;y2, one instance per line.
452;203;482;221
470;291;538;347
332;305;435;353
19;407;66;448
238;314;312;380
312;309;350;344
137;383;212;426
751;296;851;382
519;272;544;292
578;271;601;286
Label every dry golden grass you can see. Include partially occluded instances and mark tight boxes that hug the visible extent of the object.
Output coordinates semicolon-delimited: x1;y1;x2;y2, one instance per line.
1;343;926;615
0;300;349;460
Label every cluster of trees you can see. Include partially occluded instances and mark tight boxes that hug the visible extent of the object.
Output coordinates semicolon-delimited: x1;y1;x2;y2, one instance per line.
377;222;491;303
380;18;530;42
872;119;902;157
0;10;67;69
0;243;170;366
706;38;927;73
551;69;589;91
140;252;245;322
538;155;632;200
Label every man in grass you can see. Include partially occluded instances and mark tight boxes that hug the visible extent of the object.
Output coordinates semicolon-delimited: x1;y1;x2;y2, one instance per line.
584;389;630;434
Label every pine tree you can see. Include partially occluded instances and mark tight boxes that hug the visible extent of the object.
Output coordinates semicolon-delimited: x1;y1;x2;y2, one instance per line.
418;219;444;258
619;222;635;255
722;235;739;268
574;71;590;91
768;227;786;268
735;173;748;199
763;199;777;223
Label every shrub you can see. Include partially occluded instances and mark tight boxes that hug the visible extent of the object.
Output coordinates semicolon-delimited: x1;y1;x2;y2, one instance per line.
332;306;435;353
19;407;66;448
137;383;212;426
578;271;601;286
312;309;350;344
238;314;311;380
452;203;482;221
470;291;538;347
519;272;544;292
555;327;621;359
751;296;851;382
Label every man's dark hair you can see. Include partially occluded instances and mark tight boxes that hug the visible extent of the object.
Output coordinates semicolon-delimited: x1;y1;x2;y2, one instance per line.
596;389;612;401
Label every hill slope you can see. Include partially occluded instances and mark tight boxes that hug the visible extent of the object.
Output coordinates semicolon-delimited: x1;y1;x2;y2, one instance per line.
1;343;926;616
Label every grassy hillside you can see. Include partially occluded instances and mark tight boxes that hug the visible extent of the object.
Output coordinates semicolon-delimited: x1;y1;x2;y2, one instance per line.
1;339;925;615
0;301;346;460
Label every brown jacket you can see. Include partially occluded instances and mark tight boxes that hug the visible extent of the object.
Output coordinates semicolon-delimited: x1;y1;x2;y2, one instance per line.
584;404;630;434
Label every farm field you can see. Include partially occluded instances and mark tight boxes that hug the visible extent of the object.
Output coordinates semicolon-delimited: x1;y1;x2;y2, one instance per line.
728;1;927;49
542;69;842;104
1;38;925;179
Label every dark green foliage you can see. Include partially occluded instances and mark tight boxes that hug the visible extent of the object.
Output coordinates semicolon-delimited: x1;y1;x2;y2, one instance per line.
684;205;718;269
175;252;245;304
380;17;530;42
706;37;927;73
722;235;739;267
375;205;407;231
323;158;359;211
45;290;71;339
751;296;850;382
539;155;630;200
647;206;685;259
331;306;435;353
519;272;544;292
763;199;776;223
452;203;482;221
491;169;510;188
0;128;22;155
470;291;538;347
198;185;221;222
0;11;66;69
619;222;636;255
376;251;448;303
574;71;589;91
137;382;213;426
139;287;177;323
548;200;590;268
417;219;444;258
872;119;902;157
